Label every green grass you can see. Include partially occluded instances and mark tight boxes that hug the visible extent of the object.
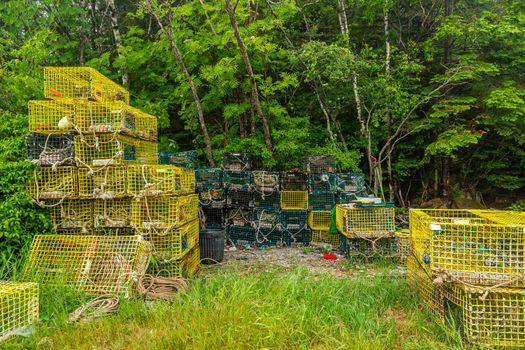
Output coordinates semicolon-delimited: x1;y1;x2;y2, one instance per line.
2;262;472;350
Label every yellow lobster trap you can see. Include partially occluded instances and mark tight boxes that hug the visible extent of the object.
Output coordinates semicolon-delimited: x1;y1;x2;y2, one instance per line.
445;283;525;348
395;229;410;263
336;205;395;239
28;99;76;134
44;66;130;103
23;235;152;297
74;134;158;167
128;165;195;197
131;194;199;234
148;245;200;278
78;165;128;199
280;191;308;210
94;198;132;228
50;200;93;233
311;230;340;248
307;211;332;231
0;282;39;342
143;219;199;262
406;255;444;318
27;166;77;201
410;209;525;288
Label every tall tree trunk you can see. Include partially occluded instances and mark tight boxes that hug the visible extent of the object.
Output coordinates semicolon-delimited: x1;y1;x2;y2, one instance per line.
107;0;128;86
352;72;373;185
145;0;215;167
384;5;395;203
315;88;337;149
198;0;217;35
225;0;273;152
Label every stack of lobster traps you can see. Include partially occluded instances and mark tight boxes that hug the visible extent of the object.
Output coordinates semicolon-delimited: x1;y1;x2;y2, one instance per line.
407;209;525;348
25;67;199;296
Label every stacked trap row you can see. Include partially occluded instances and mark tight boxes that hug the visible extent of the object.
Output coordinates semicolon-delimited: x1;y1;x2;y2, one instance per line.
24;67;200;299
407;209;525;348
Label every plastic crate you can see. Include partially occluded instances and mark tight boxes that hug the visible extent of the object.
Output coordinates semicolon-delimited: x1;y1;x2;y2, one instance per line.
280;210;307;231
308;190;335;211
281;172;308;191
226;189;254;208
228;225;256;244
406;255;444;318
307;211;332;231
225;208;253;227
410;209;525;288
23;235;152;297
78;165;128;199
195;168;223;190
311;230;340;248
44;66;129;103
75;134;157;167
254;227;283;247
223;170;253;191
144;219;199;261
0;282;39;342
128;165;195;197
308;173;336;192
253;191;280;209
283;227;312;246
200;206;225;229
336;205;395;239
94;198;132;228
280;191;308;210
303;154;337;173
335;173;365;193
222;152;251;171
198;189;226;208
158;150;198;168
253;208;280;229
26;133;75;166
148;245;200;278
50;200;93;232
253;171;280;193
27;166;77;201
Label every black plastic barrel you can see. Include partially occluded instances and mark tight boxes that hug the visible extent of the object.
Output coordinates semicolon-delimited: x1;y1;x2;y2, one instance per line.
199;228;225;264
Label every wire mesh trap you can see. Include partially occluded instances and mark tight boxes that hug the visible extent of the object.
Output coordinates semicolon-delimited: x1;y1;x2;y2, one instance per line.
253;208;280;230
311;230;340;248
254;226;283;247
28;99;77;134
340;237;398;261
406;255;444;318
280;191;308;210
225;208;253;227
253;191;280;209
143;219;199;262
281;172;308;191
44;66;130;103
223;170;253;191
158;150;198;169
128;165;195;197
199;206;225;229
198;189;226;208
308;190;335;211
28;166;77;201
23;235;152;297
335;173;366;193
410;209;525;288
226;189;254;208
308;173;336;192
280;210;307;231
308;211;332;231
336;191;366;204
148;245;200;278
75;134;158;167
395;229;410;263
303;154;337;173
195;168;223;190
336;205;395;239
228;225;256;244
94;198;132;228
50;200;94;233
78;165;128;199
283;227;312;246
26;133;75;166
222;152;251;171
0;282;39;343
252;171;280;193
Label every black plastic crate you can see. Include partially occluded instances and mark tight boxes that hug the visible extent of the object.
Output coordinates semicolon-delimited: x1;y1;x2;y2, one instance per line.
280;210;307;230
253;208;280;229
303;155;337;173
228;225;256;244
225;208;254;227
159;150;198;168
223;170;253;191
308;173;336;192
226;189;254;208
26;133;75;166
200;206;225;228
254;227;283;247
196;168;223;190
283;228;312;246
198;189;226;208
335;173;366;193
308;190;336;210
281;172;308;191
222;152;251;171
253;171;280;192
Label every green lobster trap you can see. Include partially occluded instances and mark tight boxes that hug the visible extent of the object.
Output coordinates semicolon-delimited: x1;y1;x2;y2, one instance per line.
198;189;226;208
280;210;307;231
253;171;280;193
254;227;283;247
281;172;308;191
303;154;337;173
335;173;365;193
308;173;336;192
222;152;251;171
223;170;253;191
228;225;256;244
253;208;280;230
225;208;253;227
26;133;75;166
253;191;280;209
159;150;198;168
308;190;335;211
283;227;312;246
195;168;223;190
226;189;254;208
200;206;225;229
0;282;39;342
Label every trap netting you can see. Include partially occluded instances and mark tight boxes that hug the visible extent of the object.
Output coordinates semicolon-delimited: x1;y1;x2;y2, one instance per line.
311;230;340;248
307;173;336;192
28;99;76;134
195;168;223;190
148;245;200;278
23;235;152;297
0;282;39;342
253;208;280;229
128;165;195;197
308;211;332;231
281;172;308;191
410;209;525;288
28;166;77;201
252;171;280;193
308;190;335;211
44;67;130;103
395;229;410;263
158;150;198;168
226;189;254;208
253;191;280;209
334;173;365;193
406;255;444;318
199;206;225;229
303;154;337;173
50;200;93;233
336;205;395;239
280;210;307;231
225;208;253;227
222;152;251;171
26;133;75;166
143;219;199;261
223;170;253;191
280;191;308;210
94;198;132;228
198;189;226;208
340;236;398;260
78;165;128;199
74;134;158;167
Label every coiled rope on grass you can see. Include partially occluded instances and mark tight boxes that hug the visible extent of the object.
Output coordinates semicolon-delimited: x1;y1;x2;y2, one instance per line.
68;295;120;323
137;275;189;301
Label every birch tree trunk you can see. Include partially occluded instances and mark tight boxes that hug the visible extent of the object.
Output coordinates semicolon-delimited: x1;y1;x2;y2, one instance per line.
107;0;128;86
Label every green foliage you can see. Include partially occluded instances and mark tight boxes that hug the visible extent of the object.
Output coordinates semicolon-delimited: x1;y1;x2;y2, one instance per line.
510;200;525;212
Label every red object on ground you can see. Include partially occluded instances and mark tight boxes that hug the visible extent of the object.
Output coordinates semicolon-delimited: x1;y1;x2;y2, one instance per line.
323;253;337;260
